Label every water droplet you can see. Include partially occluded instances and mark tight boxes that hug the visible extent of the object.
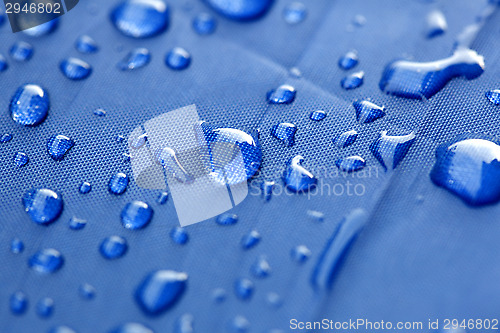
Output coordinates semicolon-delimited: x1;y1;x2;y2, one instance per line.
175;313;194;333
47;135;75;161
431;134;500;206
333;130;358;148
271;122;297;147
486;89;500;105
283;2;307;25
1;133;12;143
165;47;191;70
10;291;28;315
204;0;273;21
426;10;447;38
353;100;385;123
11;238;24;254
212;288;227;303
10;84;49;126
117;135;125;143
131;133;148;149
111;0;170;38
22;19;58;36
234;278;254;300
157;191;168;204
338;51;359;70
121;201;153;229
193;13;217;35
289;67;302;78
22;188;63;225
370;131;416;171
170;227;189;245
109;323;153;333
380;48;484;99
48;326;77;333
251;256;271;278
283;155;317;192
306;210;324;222
14;152;29;167
68;217;87;230
94;108;106;116
241;230;261;249
100;236;128;259
155;147;195;183
79;181;92;194
108;172;129;195
75;35;99;54
352;14;366;27
310;110;326;121
79;283;96;300
118;48;151;70
336;156;366;173
267;84;296;104
341;70;364;90
311;208;368;289
135;270;188;315
230;315;250;332
0;54;8;72
10;41;33;61
36;297;54;318
60;57;92;80
28;248;64;273
216;212;238;225
291;245;311;263
261;180;274;201
266;292;282;308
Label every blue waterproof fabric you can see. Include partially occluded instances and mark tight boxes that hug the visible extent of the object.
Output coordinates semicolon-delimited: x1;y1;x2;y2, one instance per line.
1;0;500;332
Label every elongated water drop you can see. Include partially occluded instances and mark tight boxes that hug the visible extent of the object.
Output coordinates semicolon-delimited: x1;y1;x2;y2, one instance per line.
121;201;153;229
203;0;273;21
118;48;151;70
216;213;238;225
1;133;12;143
47;135;74;161
11;238;24;254
10;41;33;61
75;35;99;54
22;188;63;225
111;0;170;38
353;100;385;123
175;313;194;333
241;230;261;249
310;110;326;121
338;51;358;70
157;191;168;204
261;180;274;201
10;291;28;315
271;122;297;147
370;131;416;171
100;236;128;259
108;172;129;194
10;84;49;126
307;210;324;222
0;54;8;72
28;248;64;273
68;217;87;230
333;130;358;148
267;84;296;104
60;58;92;80
336;156;366;173
341;71;364;90
283;155;317;192
485;89;500;105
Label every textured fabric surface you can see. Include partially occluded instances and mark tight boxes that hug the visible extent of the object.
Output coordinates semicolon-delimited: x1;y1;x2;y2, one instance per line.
0;0;499;332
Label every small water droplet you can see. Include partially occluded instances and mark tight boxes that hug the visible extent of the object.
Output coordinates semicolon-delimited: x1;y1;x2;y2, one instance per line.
271;122;297;147
100;236;128;259
109;323;153;333
307;210;324;222
289;67;302;78
108;172;129;195
251;256;271;278
234;278;254;300
79;181;92;194
283;2;307;25
310;110;326;121
175;313;194;333
165;47;191;70
267;84;296;104
212;288;227;303
60;57;92;80
28;248;64;273
380;49;484;99
79;283;96;300
338;51;359;70
10;84;49;126
170;227;189;245
291;245;311;263
333;130;358;148
48;326;77;333
22;18;58;36
68;217;87;230
118;48;151;70
370;131;416;171
47;135;75;161
10;291;28;315
22;188;63;225
341;70;364;90
353;100;385;123
117;135;125;143
131;133;147;148
352;14;366;27
121;201;153;229
216;212;238;225
204;0;273;21
11;238;24;254
426;10;447;38
283;155;317;192
230;315;250;333
266;292;282;308
261;180;275;201
485;89;500;105
241;230;261;249
94;108;106;116
1;133;12;143
14;152;29;167
75;35;99;54
157;191;169;204
36;297;54;318
135;270;188;315
193;13;217;35
10;41;33;61
336;156;366;173
111;0;170;38
0;54;8;72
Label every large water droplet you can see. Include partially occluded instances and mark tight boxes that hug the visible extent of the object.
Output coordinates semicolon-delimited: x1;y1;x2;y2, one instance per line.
11;238;24;254
10;41;33;61
370;131;416;171
353;100;385;123
111;0;170;38
283;2;307;24
333;130;358;148
175;313;194;333
311;208;368;289
216;212;238;225
338;51;359;70
291;245;311;263
485;89;500;105
310;110;326;121
251;256;271;278
135;270;188;315
283;155;317;192
100;236;128;259
267;84;296;104
108;172;129;195
165;47;191;70
234;278;254;300
121;201;153;229
193;13;217;35
430;134;500;206
170;227;189;245
426;10;447;38
271;122;297;147
380;49;484;99
22;188;63;225
10;291;28;315
14;152;29;167
241;230;261;249
118;48;151;70
22;18;58;37
336;156;366;173
28;248;64;273
203;0;274;21
75;35;99;54
0;54;8;72
109;323;154;333
60;58;92;80
10;84;49;126
47;135;75;161
36;297;54;318
341;71;364;90
68;216;87;230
